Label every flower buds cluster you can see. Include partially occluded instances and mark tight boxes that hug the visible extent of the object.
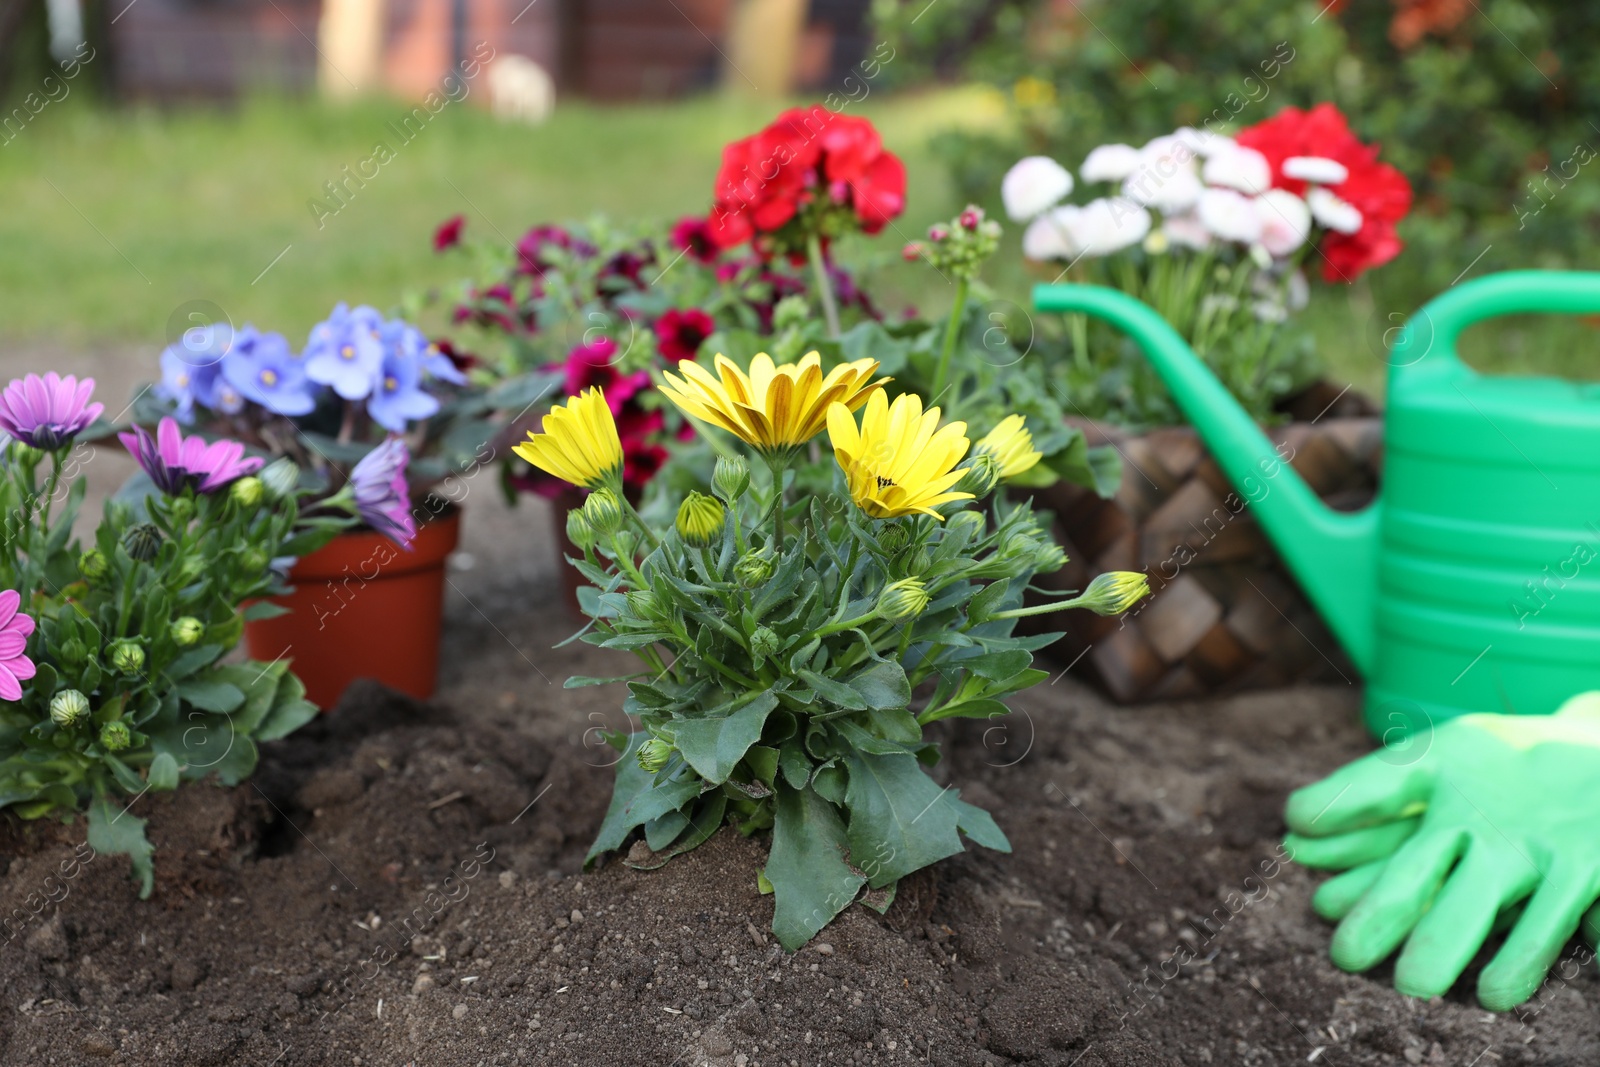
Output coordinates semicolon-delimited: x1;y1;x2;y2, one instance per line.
902;205;1002;280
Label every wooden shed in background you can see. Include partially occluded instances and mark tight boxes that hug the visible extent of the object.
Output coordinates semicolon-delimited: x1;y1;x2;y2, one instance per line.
102;0;870;102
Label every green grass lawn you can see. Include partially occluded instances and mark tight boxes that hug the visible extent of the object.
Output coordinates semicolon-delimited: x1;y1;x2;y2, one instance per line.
1;84;1591;405
0;87;999;349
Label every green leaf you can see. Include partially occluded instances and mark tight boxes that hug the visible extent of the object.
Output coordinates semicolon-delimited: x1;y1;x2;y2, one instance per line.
778;739;812;790
147;752;180;792
565;673;648;688
811;762;847;804
672;691;779;785
952;796;1011;852
628;792;728;871
177;679;245;714
255;671;317;740
963;649;1034;680
89;791;155;899
585;735;702;865
797;669;868;711
842;749;967;888
241;601;290;622
846;660;912;710
765;784;866;950
165;644;225;681
744;744;780;787
104;755;145;794
644;809;690;851
919;697;1011;725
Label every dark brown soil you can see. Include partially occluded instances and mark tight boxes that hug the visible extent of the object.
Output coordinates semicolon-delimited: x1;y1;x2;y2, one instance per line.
2;607;1599;1066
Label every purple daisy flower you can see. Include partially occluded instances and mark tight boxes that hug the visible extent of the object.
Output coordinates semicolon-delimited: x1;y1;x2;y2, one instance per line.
222;327;317;417
118;417;264;496
0;589;36;703
366;336;440;433
304;303;386;400
0;372;105;450
349;437;415;548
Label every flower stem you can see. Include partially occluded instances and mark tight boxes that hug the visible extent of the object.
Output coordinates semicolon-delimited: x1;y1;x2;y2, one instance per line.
806;232;841;339
930;276;970;404
620;494;661;550
766;456;788;555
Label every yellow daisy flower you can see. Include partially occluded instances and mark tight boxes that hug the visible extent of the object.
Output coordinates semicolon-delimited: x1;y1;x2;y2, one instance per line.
827;391;973;520
512;387;623;491
659;352;886;457
974;414;1043;479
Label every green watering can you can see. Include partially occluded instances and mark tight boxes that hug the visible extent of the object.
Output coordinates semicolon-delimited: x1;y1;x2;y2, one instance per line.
1035;271;1600;738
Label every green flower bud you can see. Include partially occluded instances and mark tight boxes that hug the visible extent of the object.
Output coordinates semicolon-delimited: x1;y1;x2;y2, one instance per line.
734;549;776;588
1079;570;1151;616
877;577;930;621
610;529;638;559
259;457;301;500
122;522;163;563
10;444;43;469
1001;528;1040;560
109;641;145;675
948;510;987;541
771;294;810;332
895;546;932;579
1032;541;1069;574
99;720;131;752
230;476;264;508
750;626;782;660
566;508;597;552
168;496;194;526
626;589;663;620
876;523;911;556
675;492;725;548
582;487;625;537
637;738;674;774
712;455;751;502
49;689;90;728
78;549;109;581
170;616;204;647
240;547;269;573
59;639;87;666
957;452;1002;498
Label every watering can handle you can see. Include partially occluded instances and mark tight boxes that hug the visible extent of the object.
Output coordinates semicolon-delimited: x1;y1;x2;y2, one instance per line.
1391;270;1600;372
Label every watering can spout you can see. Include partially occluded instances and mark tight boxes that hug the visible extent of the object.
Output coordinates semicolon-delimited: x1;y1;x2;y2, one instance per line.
1034;284;1378;675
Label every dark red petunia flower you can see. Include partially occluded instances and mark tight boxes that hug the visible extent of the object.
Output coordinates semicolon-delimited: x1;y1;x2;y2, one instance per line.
653;308;715;364
431;338;479;373
671;216;721;264
433;214;466;252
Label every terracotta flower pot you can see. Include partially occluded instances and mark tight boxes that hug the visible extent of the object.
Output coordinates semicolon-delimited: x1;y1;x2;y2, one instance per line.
243;508;461;709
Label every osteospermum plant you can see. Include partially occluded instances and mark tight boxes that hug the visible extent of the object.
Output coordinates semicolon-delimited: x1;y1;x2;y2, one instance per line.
519;351;1148;948
0;373;379;894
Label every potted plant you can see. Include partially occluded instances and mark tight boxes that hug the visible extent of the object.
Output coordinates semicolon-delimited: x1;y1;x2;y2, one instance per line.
133;303;545;706
1001;103;1410;701
0;372;368;892
514;356;1149;947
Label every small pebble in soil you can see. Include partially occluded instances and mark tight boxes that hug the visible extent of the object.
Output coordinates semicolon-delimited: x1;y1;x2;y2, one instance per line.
453;1003;469;1020
571;909;585;923
815;943;834;956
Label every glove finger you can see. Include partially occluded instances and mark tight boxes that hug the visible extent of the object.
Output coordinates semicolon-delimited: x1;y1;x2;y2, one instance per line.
1312;861;1385;921
1479;866;1600;1012
1580;900;1600;947
1284;755;1432;837
1330;827;1467;973
1284;818;1422;870
1394;844;1538;1000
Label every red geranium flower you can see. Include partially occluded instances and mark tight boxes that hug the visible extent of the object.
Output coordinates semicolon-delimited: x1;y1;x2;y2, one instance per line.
433;214;465;252
1236;103;1413;283
653;308;715;364
707;106;906;251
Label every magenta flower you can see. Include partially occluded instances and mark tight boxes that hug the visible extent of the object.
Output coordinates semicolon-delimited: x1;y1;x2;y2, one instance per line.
118;417;264;496
349;437;415;548
0;590;36;702
0;372;104;450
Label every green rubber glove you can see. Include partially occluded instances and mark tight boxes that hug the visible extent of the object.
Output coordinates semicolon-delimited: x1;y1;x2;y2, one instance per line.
1282;692;1600;1011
